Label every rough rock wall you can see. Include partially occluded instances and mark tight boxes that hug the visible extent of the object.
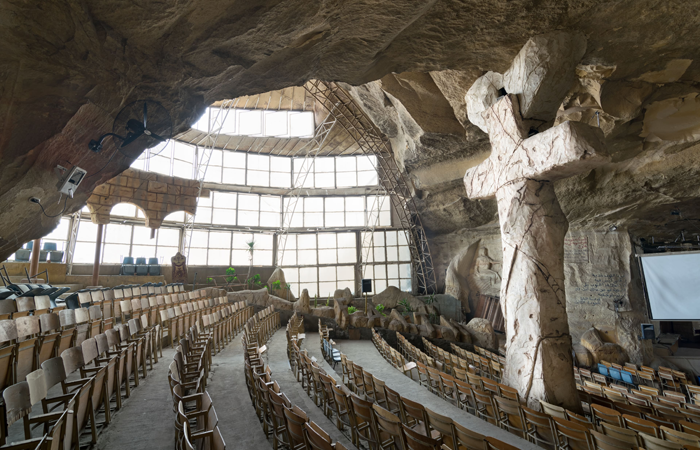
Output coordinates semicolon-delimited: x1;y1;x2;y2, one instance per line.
563;229;653;365
434;227;654;365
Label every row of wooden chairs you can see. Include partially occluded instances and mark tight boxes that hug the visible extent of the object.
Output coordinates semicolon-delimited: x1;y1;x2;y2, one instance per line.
289;326;521;450
0;313;157;449
247;313;351;450
168;302;256;449
0;295;66;321
422;338;505;383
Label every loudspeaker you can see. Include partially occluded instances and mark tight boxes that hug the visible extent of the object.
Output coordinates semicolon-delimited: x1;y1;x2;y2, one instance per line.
641;323;655;340
361;279;372;293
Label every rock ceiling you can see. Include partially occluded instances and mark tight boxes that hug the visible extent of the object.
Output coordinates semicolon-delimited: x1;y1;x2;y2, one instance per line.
1;0;700;261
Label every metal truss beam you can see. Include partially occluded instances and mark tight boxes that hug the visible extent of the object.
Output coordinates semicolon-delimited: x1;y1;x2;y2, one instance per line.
304;80;437;295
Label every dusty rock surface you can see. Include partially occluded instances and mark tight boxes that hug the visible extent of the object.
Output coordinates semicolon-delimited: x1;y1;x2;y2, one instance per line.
464;318;497;351
312;307;335;319
293;289;311;314
372;286;424;311
267;268;296;301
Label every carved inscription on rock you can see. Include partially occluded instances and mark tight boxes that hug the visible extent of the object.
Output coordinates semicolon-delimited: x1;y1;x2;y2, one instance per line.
564;236;589;263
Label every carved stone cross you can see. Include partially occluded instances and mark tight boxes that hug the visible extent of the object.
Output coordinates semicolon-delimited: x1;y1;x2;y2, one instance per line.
464;93;609;410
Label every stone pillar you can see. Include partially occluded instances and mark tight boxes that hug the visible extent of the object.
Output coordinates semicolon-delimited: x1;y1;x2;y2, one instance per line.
496;179;578;410
92;224;104;287
28;238;41;281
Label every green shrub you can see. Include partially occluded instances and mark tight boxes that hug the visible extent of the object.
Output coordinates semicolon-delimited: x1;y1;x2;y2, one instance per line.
348;306;357;314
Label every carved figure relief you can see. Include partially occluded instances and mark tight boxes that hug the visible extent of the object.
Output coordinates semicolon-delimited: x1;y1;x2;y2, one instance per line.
470;246;502;298
171;252;188;284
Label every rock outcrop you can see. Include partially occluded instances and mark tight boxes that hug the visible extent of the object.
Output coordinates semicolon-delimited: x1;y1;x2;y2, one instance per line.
464;318;497;351
293;289;311;314
388;309;409;333
267;268;296;301
372;286;425;311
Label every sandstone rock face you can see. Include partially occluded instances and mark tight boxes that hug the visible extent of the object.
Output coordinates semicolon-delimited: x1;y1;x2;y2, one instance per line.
268;295;294;311
293;289;311;314
441;316;459;338
227;288;269;307
450;319;473;344
334;296;350;330
595;343;628;366
580;327;606;354
465;318;497;351
312;307;336;319
388;309;408;333
573;344;595;367
349;312;370;328
267;268;296;301
435;324;456;341
465;71;504;133
334;288;354;305
372;286;425;311
503;32;587;123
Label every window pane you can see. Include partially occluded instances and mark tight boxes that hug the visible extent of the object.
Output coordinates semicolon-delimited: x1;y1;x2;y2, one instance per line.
254;250;272;266
318;233;335;249
73;242;96;263
318;249;336;265
208;149;223;166
338;247;356;264
336;172;356;188
151;155;171;175
190;230;209;248
103;244;130;264
298;250;317;265
238;210;258;227
158;228;180;247
208;249;230;265
189;248;207;265
203;167;221;183
131;245;156;258
157;246;178;262
337;265;355;281
172;160;193;179
270;156;291;172
264;111;289;136
223;151;246;168
315;172;334;188
358;171;378;186
212;208;236;225
222;168;246;184
305;197;323;212
318;283;336;298
399;263;411;278
213;192;237;208
238;194;259;210
297;234;316;250
105;224;132;244
289;111;315;137
132;226;155;245
260;196;280;212
208;231;231;249
77;221;98;242
387;264;399;279
231;249;249;264
111;203;137;218
164;211;186;223
357;155;376;171
260;212;279;227
238;110;263;136
336;156;356;172
315;158;334;173
304;213;323;227
194;207;212;224
337;233;355;248
386;246;398;261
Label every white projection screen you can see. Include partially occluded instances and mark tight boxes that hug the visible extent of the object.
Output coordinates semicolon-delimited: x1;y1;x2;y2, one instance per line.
640;251;700;320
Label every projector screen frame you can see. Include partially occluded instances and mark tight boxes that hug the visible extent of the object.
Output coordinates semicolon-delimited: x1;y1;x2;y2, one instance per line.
637;250;700;321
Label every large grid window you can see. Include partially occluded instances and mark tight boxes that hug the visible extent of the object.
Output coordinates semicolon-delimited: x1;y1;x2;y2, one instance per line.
280;232;357;297
188;231;273;266
194;192;281;228
361;230;412;294
282;196;391;229
131;141;195;179
10;218;73;263
194;108;315;138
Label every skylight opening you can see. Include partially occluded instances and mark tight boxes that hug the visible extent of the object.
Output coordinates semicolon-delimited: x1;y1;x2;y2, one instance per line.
193;107;315;138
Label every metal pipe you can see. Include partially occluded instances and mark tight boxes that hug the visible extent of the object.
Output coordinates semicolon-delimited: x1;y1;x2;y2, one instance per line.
91;224;104;287
28;239;41;281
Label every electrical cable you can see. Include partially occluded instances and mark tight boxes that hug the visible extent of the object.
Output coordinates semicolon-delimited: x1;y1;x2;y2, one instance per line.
34;196;69;218
84;146;120;180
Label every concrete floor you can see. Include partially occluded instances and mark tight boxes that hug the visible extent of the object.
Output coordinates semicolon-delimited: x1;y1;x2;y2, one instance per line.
43;327;534;450
333;339;539;449
91;328;354;450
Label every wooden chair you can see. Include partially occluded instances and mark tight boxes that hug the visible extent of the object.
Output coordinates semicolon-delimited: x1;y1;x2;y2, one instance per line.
552;417;592;450
372;403;406;450
15;316;41;382
425;407;457;449
384;385;402;417
638;432;683;450
303;422;334;450
402;423;442;450
472;389;498;425
521;405;557;448
493;396;525;438
589;429;636;449
621;414;659;437
660;425;700;447
592;404;623;429
399;396;430;434
567;410;595;430
349;394;380;450
540;400;567;419
599;422;640;447
453;420;486;450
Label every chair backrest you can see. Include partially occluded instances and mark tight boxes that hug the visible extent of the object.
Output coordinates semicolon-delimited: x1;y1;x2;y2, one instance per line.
81;337;99;365
59;309;76;327
402;423;441;450
61;346;85;375
3;381;32;426
0;319;17;343
622;414;659;437
661;425;700;446
453;419;487;450
283;405;308;449
39;313;61;333
26;368;47;405
590;429;637;449
41;356;67;390
372;403;404;447
16;297;35;312
15;315;40;339
540;399;567;419
0;298;17;314
484;436;519;450
425;407;456;448
638;432;683;450
552;416;592;450
592;403;623;427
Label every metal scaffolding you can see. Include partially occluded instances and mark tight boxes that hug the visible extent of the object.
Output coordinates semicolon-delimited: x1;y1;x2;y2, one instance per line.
304;80;437;295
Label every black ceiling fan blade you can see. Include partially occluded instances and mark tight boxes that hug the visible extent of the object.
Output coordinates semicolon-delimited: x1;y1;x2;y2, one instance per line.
121;131;144;148
143;102;148;129
146;131;167;142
